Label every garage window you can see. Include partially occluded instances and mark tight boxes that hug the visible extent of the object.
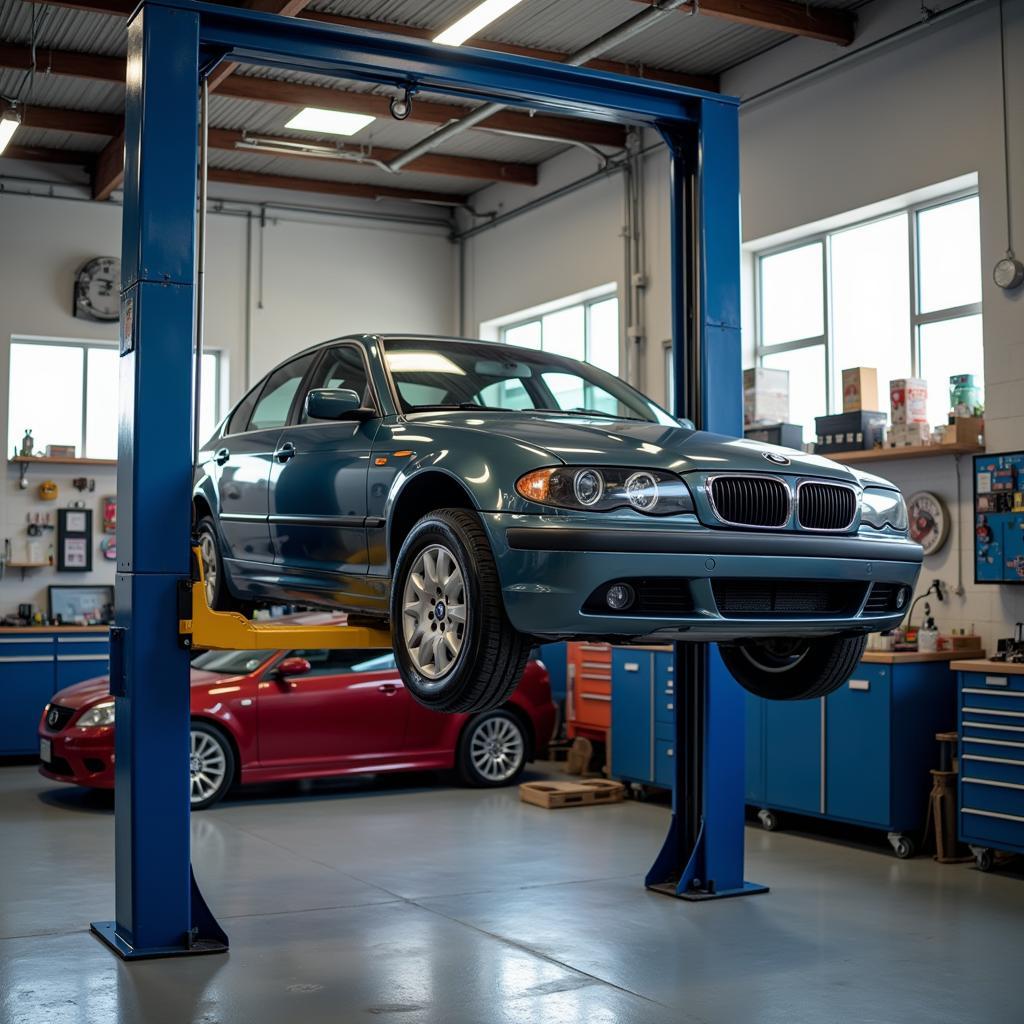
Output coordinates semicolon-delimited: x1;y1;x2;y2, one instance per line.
755;191;983;439
7;338;223;459
498;294;619;375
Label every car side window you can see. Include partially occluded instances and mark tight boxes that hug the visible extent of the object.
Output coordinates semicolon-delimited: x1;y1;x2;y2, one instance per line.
226;384;261;436
286;649;391;676
299;346;372;424
249;353;317;431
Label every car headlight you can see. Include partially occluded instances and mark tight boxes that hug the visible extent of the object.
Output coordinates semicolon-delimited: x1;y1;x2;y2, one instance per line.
516;467;694;516
77;701;115;728
861;488;908;531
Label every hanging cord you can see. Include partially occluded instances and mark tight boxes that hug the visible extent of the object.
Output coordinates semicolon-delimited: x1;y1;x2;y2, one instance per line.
1;5;51;108
997;0;1015;259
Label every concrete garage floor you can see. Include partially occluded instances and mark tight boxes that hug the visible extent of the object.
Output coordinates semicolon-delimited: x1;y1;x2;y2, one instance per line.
1;763;1022;1024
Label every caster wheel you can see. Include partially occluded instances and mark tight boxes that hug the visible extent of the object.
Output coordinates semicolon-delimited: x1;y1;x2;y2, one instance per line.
758;809;778;831
975;848;994;872
893;836;915;860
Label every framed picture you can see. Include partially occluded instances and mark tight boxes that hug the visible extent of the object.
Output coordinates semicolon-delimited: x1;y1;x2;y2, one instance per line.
48;584;114;625
57;508;93;572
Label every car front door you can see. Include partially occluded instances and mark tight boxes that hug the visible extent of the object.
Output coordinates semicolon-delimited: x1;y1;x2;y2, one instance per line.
216;353;317;565
269;345;378;598
256;649;410;769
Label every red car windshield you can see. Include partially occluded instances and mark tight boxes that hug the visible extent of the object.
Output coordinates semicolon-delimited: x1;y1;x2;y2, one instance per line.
191;649;272;674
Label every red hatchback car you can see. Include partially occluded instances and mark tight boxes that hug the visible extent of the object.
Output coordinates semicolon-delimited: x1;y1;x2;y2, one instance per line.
38;642;555;809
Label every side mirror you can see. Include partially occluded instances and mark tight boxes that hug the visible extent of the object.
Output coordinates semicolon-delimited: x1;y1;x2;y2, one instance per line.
305;388;374;422
277;656;311;677
677;416;696;431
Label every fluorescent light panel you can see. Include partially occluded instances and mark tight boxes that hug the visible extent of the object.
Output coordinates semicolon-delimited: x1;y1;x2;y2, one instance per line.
285;107;375;136
433;0;525;46
0;109;21;155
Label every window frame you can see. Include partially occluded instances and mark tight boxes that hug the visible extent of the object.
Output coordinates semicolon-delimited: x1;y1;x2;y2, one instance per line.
497;291;619;369
754;188;982;425
293;342;380;426
8;336;223;458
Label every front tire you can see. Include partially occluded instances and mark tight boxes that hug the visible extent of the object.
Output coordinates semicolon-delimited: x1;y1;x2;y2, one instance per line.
458;710;528;787
720;634;868;700
190;720;235;810
391;509;530;714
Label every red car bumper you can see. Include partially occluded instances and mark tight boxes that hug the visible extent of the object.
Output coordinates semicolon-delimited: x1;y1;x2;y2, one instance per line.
38;726;115;789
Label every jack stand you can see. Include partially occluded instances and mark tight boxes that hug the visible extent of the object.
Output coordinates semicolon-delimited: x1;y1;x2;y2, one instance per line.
646;644;768;901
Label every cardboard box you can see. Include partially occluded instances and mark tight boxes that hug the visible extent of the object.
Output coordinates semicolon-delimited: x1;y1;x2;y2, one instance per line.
940;634;983;653
942;416;984;446
842;367;878;413
743;367;789;427
887;423;931;448
815;410;888;453
744;423;804;449
890;377;928;425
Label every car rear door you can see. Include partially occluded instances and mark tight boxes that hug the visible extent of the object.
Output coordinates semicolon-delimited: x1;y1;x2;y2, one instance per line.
269;345;378;593
216;353;317;565
256;649;409;769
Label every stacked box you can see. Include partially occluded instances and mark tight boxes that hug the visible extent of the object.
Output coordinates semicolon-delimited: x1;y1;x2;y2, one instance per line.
942;416;984;446
744;423;803;449
887;423;931;448
841;367;879;413
890;378;928;425
815;410;887;453
743;368;789;427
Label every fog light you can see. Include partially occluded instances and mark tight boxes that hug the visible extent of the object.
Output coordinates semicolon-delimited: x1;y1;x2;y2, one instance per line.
896;586;910;610
606;583;635;611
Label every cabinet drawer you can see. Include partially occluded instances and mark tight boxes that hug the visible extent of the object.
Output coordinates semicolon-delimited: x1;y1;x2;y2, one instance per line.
960;807;1024;851
0;636;56;661
960;751;1024;786
846;662;891;690
962;779;1024;818
575;690;611;728
654;719;674;743
653;652;674;689
655;739;675;788
655;693;676;725
575;643;611;663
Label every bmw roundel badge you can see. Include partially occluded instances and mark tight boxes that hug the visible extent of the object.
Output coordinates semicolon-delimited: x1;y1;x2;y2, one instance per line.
762;452;791;466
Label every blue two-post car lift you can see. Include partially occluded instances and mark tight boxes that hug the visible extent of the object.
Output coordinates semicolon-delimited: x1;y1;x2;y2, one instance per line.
96;0;764;960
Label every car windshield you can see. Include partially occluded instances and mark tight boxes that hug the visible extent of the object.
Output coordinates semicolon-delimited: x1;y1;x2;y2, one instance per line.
191;649;270;675
382;339;678;426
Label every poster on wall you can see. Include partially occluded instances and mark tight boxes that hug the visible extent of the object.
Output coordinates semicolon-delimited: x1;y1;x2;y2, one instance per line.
57;508;93;573
974;452;1024;583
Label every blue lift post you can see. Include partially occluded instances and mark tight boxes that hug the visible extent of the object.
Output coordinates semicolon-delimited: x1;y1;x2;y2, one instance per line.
94;0;761;959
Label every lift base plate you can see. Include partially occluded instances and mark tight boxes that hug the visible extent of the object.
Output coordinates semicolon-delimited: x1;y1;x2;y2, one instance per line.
90;921;228;961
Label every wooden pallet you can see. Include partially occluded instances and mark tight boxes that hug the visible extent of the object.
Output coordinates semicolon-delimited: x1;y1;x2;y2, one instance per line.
519;779;625;810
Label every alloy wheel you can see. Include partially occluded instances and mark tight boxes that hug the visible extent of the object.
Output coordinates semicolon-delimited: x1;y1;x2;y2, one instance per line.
190;729;227;805
740;637;809;674
469;715;524;783
199;532;218;607
401;543;467;684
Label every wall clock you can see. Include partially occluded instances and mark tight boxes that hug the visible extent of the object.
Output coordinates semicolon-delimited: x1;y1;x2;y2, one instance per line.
74;256;121;322
908;491;950;556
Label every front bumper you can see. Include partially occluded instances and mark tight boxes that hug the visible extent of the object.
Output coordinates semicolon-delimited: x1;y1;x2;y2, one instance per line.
38;726;115;789
484;514;922;642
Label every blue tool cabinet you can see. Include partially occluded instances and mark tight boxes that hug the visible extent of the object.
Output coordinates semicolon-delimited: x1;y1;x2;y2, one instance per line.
0;629;110;755
955;659;1024;870
610;646;676;789
745;652;967;857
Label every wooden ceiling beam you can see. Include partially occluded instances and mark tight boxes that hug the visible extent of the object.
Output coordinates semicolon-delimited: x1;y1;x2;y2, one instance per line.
630;0;855;46
19;105;122;136
207;166;465;206
0;43;124;82
301;11;719;93
1;143;94;166
208;128;537;184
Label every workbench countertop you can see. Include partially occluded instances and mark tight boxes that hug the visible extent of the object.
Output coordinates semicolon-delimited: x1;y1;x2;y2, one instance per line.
0;625;110;634
861;650;985;664
950;658;1024;675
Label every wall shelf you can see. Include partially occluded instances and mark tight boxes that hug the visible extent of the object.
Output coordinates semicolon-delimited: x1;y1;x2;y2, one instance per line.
827;442;984;465
8;455;117;488
4;561;52;580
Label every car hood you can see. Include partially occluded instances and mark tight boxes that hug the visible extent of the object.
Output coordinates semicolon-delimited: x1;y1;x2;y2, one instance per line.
414;411;861;482
51;669;244;710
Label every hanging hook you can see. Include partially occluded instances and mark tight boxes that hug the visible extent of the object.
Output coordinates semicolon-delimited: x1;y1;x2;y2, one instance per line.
389;84;416;121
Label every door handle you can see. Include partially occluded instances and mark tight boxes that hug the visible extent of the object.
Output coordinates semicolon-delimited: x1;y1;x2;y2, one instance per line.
214;447;230;465
377;683;397;694
275;441;296;463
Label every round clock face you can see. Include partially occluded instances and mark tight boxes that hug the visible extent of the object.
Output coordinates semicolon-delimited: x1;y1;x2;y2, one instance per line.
75;256;121;322
908;491;949;555
993;256;1024;290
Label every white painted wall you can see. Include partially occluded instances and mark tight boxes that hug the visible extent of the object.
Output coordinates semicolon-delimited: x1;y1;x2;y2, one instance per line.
0;187;454;615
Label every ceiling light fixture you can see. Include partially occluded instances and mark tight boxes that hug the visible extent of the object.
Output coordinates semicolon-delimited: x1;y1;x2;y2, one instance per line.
0;107;21;155
285;107;375;136
433;0;525;47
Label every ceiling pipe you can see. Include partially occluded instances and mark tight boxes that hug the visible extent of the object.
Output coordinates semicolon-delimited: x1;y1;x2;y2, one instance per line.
385;0;692;173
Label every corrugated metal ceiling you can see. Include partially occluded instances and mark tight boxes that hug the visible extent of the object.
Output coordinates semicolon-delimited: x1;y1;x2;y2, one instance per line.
0;0;869;200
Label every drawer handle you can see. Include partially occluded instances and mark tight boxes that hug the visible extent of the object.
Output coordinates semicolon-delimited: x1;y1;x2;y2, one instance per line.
666;748;674;757
963;688;1024;699
848;679;870;691
666;703;674;711
623;662;640;672
985;676;1009;688
581;672;610;681
581;693;611;702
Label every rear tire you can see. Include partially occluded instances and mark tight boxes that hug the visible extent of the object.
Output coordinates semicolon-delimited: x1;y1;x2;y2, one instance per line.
720;634;868;700
457;710;528;787
190;721;235;810
196;517;249;615
391;509;529;714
